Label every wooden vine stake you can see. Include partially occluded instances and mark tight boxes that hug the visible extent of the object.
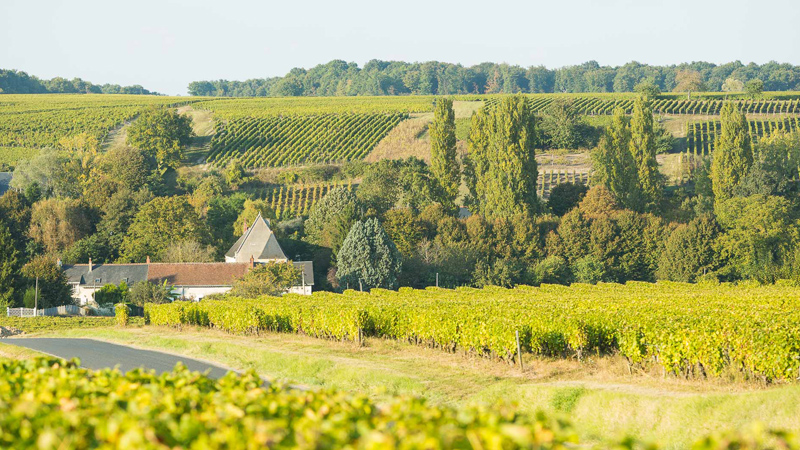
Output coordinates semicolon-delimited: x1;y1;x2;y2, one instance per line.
515;330;524;372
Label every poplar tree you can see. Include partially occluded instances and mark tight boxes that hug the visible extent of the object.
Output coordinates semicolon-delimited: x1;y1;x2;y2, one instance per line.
466;96;538;221
591;108;638;209
711;102;752;206
429;98;460;213
628;97;662;211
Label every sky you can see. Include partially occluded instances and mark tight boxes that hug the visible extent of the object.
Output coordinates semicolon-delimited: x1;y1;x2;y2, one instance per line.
1;0;799;95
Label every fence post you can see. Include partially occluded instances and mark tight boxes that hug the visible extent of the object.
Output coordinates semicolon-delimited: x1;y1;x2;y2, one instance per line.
516;330;524;372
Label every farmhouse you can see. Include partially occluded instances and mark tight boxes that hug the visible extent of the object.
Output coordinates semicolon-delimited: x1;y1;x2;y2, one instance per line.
62;214;313;305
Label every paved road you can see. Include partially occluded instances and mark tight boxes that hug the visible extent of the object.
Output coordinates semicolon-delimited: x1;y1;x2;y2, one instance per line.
5;338;233;379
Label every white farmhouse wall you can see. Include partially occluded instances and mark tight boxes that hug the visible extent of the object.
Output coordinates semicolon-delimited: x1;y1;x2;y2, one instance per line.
171;286;233;301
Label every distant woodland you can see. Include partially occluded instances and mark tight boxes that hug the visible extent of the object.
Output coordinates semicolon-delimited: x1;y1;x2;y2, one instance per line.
0;69;160;95
188;60;800;97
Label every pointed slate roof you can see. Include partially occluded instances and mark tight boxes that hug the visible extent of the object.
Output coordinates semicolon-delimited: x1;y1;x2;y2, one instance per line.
225;213;288;263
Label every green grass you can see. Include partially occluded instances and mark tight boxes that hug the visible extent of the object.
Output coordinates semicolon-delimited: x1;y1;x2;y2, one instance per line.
24;326;800;449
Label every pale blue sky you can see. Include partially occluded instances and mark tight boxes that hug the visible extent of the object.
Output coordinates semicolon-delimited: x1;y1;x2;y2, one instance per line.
1;0;798;95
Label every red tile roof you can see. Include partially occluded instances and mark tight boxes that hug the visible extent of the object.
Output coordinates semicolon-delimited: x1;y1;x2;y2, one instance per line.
147;263;250;287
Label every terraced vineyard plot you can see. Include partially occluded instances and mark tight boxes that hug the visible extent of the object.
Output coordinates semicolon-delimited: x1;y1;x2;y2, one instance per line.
537;168;591;199
248;182;353;219
207;113;407;168
686;116;800;156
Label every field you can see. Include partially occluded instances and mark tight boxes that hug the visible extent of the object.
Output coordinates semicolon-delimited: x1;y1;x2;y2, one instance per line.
207;113;407;167
146;282;800;383
3;93;800;170
0;94;192;166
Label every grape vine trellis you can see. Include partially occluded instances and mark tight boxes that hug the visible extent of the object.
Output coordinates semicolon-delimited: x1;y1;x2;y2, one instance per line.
147;281;800;383
207;113;407;168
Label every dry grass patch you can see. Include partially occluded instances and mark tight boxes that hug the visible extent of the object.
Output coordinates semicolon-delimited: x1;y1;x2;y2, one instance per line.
366;116;432;162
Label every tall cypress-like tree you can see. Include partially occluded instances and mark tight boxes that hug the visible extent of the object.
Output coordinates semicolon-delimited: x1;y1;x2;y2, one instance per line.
712;102;753;206
466;96;538;220
0;222;19;308
628;97;662;211
429;98;460;213
591;108;638;209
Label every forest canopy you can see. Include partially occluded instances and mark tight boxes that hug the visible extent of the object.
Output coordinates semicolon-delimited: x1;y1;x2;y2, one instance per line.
188;60;800;97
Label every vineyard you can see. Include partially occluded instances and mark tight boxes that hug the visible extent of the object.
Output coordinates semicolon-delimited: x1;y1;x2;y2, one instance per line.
478;94;800;116
192;95;434;119
0;357;581;449
0;316;143;333
686;116;800;156
537;168;591;199
0;94;191;165
147;281;800;383
248;181;353;219
207;114;407;168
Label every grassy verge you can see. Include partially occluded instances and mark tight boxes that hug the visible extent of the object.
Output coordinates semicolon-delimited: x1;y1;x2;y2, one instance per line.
0;341;45;359
17;325;800;449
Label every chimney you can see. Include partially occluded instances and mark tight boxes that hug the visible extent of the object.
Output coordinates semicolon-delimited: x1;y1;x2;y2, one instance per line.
243;222;249;234
88;258;92;273
146;255;150;264
249;255;255;269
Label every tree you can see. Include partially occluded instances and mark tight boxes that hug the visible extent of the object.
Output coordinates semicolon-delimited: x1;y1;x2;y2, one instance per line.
94;282;129;307
356;158;436;215
20;255;73;308
233;199;276;237
547;182;589;216
229;262;301;298
126;107;193;170
736;131;800;198
28;198;91;256
119;196;206;262
538;98;587;150
591;108;639;208
722;77;744;94
336;218;403;290
465;96;538;220
224;160;247;189
634;81;661;99
304;187;361;255
128;281;175;307
381;208;425;259
656;216;720;282
672;70;707;95
161;240;217;263
745;79;764;99
715;195;797;282
711;102;753;207
628;97;663;211
429;98;460;212
98;146;155;192
0;222;19;308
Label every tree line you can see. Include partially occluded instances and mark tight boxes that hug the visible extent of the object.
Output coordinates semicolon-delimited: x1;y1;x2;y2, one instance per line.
0;69;161;95
188;60;800;97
